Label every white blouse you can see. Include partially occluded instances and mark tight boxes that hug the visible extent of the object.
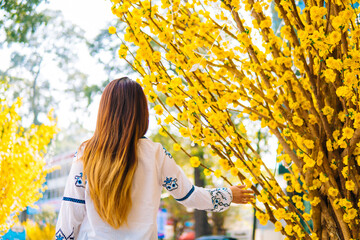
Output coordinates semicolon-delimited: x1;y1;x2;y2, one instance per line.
55;138;233;240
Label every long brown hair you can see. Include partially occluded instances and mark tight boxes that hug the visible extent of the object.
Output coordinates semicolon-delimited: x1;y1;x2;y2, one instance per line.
81;77;149;228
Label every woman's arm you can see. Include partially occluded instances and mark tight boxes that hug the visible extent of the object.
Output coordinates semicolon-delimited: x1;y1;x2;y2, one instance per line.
55;152;86;239
159;147;254;212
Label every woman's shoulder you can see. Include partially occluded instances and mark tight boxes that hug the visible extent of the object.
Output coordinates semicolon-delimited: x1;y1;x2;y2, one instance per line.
139;137;162;148
138;137;168;155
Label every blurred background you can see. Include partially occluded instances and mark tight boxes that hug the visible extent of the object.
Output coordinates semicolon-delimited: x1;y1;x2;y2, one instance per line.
0;0;289;239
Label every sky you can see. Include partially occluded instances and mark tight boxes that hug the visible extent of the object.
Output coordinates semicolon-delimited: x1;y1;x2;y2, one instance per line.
48;0;115;40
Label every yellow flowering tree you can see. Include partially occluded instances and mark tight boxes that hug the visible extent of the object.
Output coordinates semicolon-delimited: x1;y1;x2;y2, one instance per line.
108;0;360;238
0;94;58;233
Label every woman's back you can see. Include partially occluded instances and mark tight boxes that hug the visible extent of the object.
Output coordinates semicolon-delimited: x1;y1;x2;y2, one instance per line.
77;139;164;239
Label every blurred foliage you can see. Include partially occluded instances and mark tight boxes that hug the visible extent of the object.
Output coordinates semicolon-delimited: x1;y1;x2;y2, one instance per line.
23;220;55;240
0;0;48;44
0;98;58;233
23;206;57;240
1;9;87;125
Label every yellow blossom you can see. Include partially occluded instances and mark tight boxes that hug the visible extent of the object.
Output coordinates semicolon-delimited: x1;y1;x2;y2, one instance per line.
0;100;57;232
274;221;282;232
164;115;174;124
108;26;117;34
292;116;304;126
345;180;355;191
342;127;354;139
304;139;315;149
154;104;164;115
173;143;181;151
214;169;222;178
203;169;212;176
152;51;162;62
328;187;339;197
190;156;201;168
230;167;239;176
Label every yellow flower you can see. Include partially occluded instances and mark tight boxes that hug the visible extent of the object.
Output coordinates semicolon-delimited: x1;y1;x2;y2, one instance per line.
0;100;57;232
336;86;353;99
214;169;222;178
230;167;238;176
274;221;282;232
322;106;334;116
303;213;311;221
338;137;347;149
286;185;294;192
333;130;341;140
203;169;212;176
333;198;341;209
323;69;337;83
260;17;272;29
342;127;354;139
165;97;175;107
347;208;357;219
108;26;117;34
173;143;181;151
154;104;164;115
345;180;355;191
310;233;319;240
304;139;314;149
308;114;317;125
274;208;287;220
328;31;341;44
292;116;304;126
319;173;329;182
190;156;200;168
310;197;321;206
252;2;262;12
147;91;158;103
326;139;333;152
284;225;293;235
328;187;339;197
256;212;270;225
342;166;349;178
164;115;174;124
310;6;327;22
152;51;162;62
159;126;167;136
118;44;127;58
244;178;252;188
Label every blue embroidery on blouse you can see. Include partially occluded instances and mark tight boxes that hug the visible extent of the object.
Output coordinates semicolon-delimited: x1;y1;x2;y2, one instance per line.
175;185;195;201
75;172;85;188
73;151;77;158
56;228;74;240
162;177;178;191
163;147;173;159
63;197;85;204
207;188;231;211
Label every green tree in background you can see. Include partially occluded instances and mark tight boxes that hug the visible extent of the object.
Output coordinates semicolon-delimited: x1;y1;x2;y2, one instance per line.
2;10;87;125
0;0;48;44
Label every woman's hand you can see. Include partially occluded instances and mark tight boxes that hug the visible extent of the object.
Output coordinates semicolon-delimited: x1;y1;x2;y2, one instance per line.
229;185;255;204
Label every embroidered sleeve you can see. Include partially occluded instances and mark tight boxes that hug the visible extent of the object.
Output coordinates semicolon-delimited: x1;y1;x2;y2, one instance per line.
160;146;194;201
55;152;86;239
160;146;232;212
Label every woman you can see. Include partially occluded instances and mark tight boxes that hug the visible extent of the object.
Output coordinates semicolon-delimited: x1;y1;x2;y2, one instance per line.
55;77;254;240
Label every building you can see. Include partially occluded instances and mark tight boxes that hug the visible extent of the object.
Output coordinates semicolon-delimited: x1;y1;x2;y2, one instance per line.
36;151;75;212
